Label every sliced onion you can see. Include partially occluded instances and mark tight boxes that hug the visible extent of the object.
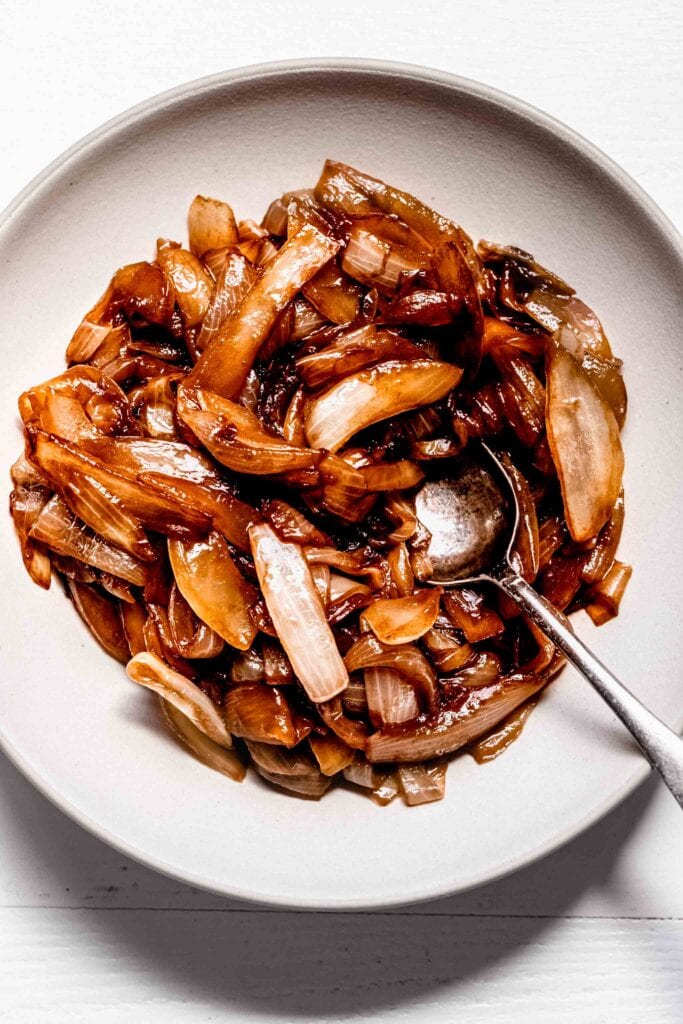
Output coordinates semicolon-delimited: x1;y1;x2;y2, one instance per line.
291;297;329;341
442;651;501;688
304;359;461;453
188;195;238;257
67;579;129;663
246;740;316;777
109;261;175;327
342;226;428;294
499;452;540;582
387;543;414;595
423;628;473;673
249;523;349;703
66;320;112;364
168;532;257;651
19;365;134;438
168;583;225;659
127;652;232;747
398;762;447;805
177;385;321;476
188;223;339;398
161;699;245;781
156;246;213;326
224;683;297;747
303;259;362;325
343;760;400;804
545;342;624;542
468;697;539;764
361;460;425;493
121;599;147;656
262;637;295;685
261;498;331;546
581;490;625;585
137;376;179;440
344;634;437;710
296;325;421;389
58;469;154;563
308;733;356;775
230;646;264;683
367;673;547;762
30;495;147;585
304;547;388;591
364;588;441;645
30;430;211;539
442;588;504;643
254;765;331;798
365;667;419;726
585;560;632;626
196;251;258;352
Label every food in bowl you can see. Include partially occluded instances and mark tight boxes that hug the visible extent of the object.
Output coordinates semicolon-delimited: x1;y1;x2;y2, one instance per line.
9;161;629;805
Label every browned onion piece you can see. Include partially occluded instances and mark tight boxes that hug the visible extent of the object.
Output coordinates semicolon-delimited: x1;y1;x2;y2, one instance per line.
136;376;180;440
177;384;321;475
361;460;425;493
196;251;257;353
344;634;437;711
156;246;213;326
398;762;447;805
249;523;349;703
308;733;356;775
109;261;175;327
29;431;212;539
224;683;297;747
363;588;441;645
367;673;547;762
343;760;400;804
161;699;245;781
364;667;419;726
261;499;331;546
387;543;414;596
121;599;147;656
188;195;238;257
67;579;129;663
546;342;624;542
499;452;540;582
581;490;625;585
304;359;462;453
423;628;473;673
304;547;388;590
168;532;257;651
167;582;225;659
303;259;362;324
585;560;632;626
127;652;232;747
188;223;339;398
19;365;134;440
30;495;147;585
318;697;368;750
342;226;429;293
442;588;504;642
255;765;332;798
246;740;317;777
295;325;423;390
443;651;501;688
231;646;264;683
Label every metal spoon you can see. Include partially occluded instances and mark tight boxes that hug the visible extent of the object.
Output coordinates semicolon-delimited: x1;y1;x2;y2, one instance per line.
415;444;683;807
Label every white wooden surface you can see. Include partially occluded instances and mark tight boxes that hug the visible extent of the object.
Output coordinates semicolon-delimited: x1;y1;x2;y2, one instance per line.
1;1;681;1020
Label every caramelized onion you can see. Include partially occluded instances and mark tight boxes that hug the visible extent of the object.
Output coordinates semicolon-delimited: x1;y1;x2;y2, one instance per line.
168;532;257;651
67;579;129;663
189;223;339;398
546;343;624;542
161;699;245;781
367;673;547;762
364;667;419;726
344;634;437;710
188;195;238;257
127;652;232;747
249;523;349;703
304;360;462;453
224;683;297;747
364;588;441;645
398;762;447;805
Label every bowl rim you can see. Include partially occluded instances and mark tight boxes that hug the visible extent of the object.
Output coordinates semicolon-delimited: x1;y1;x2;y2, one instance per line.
1;57;681;911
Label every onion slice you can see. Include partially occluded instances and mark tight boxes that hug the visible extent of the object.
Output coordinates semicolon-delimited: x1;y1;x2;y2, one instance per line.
224;683;298;747
364;667;419;726
545;342;624;542
188;195;238;257
161;699;245;781
168;532;257;651
363;588;441;645
127;652;232;748
304;359;462;453
177;385;321;475
188;223;339;398
398;762;447;805
367;673;547;762
249;523;349;703
67;579;130;663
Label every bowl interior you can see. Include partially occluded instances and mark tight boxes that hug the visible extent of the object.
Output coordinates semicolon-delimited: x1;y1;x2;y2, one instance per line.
1;62;682;908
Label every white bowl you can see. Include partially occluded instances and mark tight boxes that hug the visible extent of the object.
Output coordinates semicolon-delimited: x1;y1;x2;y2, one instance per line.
1;59;681;909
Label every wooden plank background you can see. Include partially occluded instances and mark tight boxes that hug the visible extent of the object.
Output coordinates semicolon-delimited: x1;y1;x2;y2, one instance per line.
1;1;681;1020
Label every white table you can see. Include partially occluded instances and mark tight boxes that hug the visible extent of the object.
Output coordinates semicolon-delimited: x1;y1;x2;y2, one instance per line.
1;2;681;1020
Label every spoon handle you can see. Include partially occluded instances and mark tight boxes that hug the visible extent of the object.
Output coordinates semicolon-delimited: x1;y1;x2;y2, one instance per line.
497;571;683;809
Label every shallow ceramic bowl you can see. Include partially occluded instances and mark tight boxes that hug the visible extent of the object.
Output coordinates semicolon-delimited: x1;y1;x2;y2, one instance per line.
1;59;681;909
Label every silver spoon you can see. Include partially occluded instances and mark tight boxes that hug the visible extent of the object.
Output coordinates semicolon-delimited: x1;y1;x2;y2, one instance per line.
415;444;683;807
